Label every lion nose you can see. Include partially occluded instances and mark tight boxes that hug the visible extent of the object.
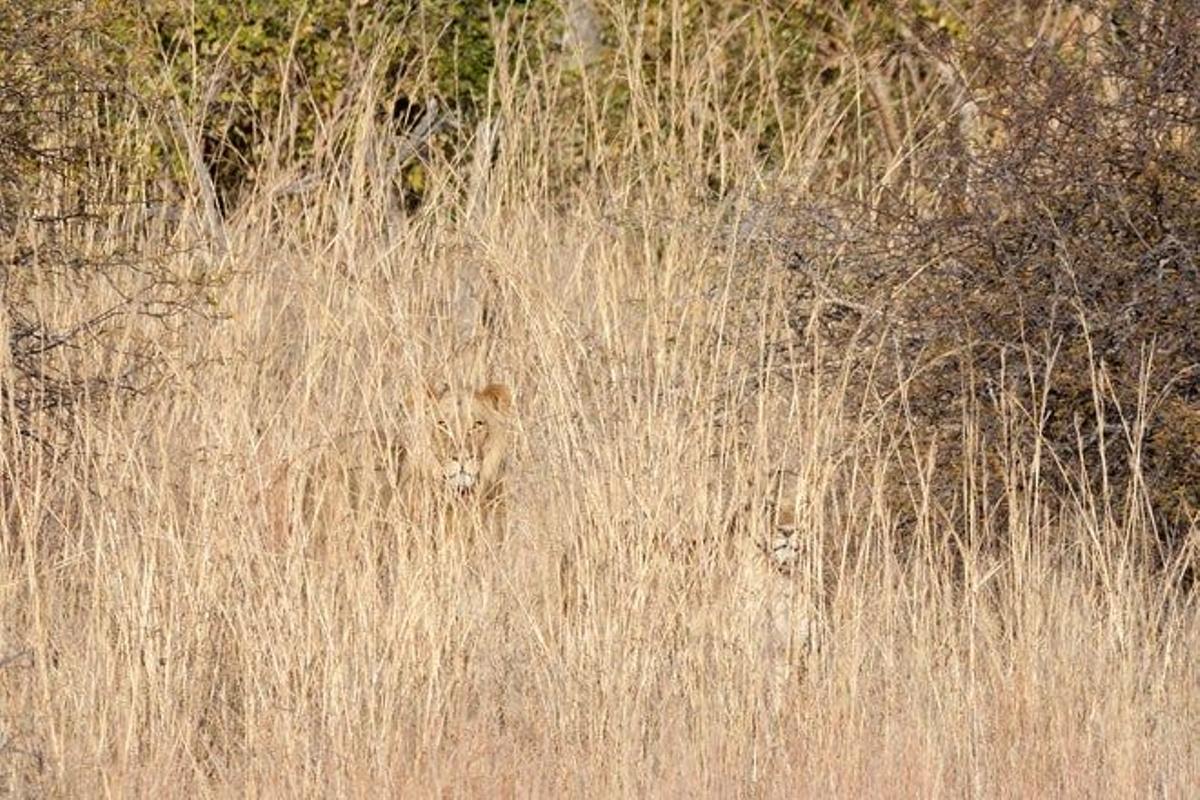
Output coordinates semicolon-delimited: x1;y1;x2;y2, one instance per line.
443;459;477;490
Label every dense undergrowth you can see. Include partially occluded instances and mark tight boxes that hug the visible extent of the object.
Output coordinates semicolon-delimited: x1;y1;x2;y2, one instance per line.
0;1;1195;795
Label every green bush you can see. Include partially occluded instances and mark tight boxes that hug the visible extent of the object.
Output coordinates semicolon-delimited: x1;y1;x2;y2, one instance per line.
119;0;540;204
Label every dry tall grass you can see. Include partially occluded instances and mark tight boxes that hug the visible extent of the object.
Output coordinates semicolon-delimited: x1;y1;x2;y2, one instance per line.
0;4;1197;797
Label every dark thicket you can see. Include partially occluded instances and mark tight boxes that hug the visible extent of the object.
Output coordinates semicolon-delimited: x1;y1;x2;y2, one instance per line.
783;0;1198;572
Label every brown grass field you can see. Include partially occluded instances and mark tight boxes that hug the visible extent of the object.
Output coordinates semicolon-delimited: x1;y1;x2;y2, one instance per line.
0;3;1196;796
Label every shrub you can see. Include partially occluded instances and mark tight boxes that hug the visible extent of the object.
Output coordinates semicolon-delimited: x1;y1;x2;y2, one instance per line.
128;0;545;205
0;1;211;442
778;0;1199;571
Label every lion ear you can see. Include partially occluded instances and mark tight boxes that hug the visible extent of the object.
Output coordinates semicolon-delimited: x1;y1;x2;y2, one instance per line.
425;380;449;400
475;382;512;412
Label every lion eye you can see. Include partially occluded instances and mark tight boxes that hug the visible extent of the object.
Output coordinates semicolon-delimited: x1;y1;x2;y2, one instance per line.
435;420;451;434
471;419;486;430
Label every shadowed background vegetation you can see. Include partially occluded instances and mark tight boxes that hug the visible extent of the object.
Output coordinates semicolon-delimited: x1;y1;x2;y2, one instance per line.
0;0;1196;795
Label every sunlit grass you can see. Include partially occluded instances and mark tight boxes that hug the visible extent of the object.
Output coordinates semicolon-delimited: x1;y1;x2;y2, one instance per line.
0;3;1195;796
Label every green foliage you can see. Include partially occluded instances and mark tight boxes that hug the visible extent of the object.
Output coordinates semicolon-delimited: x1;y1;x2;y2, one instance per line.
97;0;924;203
419;0;499;105
107;0;537;203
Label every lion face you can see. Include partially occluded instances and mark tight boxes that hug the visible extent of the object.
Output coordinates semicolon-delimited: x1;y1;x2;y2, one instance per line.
763;503;802;576
262;381;515;555
721;470;808;576
422;382;513;499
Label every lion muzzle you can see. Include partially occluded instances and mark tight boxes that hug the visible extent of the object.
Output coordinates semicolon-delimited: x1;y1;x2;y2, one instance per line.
442;457;481;493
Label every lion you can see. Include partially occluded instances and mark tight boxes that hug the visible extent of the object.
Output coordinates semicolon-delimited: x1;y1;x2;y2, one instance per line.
556;470;826;704
724;472;826;712
264;381;514;558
